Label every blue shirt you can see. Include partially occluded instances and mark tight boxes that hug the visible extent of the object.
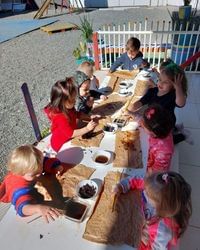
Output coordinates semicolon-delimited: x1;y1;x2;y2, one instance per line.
110;51;144;72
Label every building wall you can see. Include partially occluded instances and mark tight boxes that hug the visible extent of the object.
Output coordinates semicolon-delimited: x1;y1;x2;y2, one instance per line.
71;0;200;8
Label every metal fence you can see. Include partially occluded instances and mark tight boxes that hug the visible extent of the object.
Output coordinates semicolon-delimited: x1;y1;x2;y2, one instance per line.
93;19;200;72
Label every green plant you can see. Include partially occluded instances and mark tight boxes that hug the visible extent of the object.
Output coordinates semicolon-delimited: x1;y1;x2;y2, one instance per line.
76;15;93;42
79;41;87;54
41;127;50;138
73;47;81;59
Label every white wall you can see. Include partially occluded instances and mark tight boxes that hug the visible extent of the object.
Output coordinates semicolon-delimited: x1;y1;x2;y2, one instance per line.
71;0;200;8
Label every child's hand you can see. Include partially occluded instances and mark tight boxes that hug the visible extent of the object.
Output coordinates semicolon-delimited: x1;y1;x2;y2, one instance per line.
100;95;107;101
152;67;159;73
112;183;123;194
147;78;156;87
91;114;101;122
55;165;64;177
86;97;94;107
173;74;183;90
38;205;61;223
86;120;97;131
122;109;133;117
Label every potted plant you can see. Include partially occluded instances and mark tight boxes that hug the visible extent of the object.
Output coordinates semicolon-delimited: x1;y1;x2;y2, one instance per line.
73;47;81;60
73;41;94;65
74;15;94;59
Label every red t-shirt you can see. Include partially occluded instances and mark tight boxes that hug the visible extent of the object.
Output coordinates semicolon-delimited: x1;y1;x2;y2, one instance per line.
44;107;79;152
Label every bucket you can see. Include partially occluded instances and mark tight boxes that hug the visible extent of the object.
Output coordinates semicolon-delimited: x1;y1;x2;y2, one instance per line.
178;6;191;20
171;45;195;65
75;56;94;65
178;34;197;46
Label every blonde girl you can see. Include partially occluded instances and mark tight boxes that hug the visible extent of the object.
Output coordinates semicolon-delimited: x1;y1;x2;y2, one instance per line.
114;171;192;250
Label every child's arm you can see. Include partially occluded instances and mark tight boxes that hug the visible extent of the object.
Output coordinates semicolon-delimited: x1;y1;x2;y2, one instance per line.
79;112;101;122
173;74;187;107
127;101;143;114
75;97;93;114
72;120;98;138
43;157;64;175
114;177;144;194
90;90;107;101
109;54;124;73
152;67;160;77
22;204;61;223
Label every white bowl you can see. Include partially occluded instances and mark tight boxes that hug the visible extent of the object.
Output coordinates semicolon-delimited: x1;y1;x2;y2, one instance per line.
76;180;98;199
64;198;89;222
103;123;118;135
92;149;111;166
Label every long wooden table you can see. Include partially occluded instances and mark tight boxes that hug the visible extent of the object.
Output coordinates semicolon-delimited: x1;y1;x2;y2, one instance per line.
0;71;150;250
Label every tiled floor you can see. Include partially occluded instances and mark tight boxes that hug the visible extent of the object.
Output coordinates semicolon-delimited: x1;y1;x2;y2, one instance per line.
177;73;200;249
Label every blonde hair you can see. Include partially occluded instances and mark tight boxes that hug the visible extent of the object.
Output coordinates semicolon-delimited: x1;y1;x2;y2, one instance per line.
7;145;43;175
145;171;192;238
78;61;94;78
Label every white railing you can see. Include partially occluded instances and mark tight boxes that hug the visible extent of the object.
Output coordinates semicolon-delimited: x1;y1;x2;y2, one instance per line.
93;19;200;72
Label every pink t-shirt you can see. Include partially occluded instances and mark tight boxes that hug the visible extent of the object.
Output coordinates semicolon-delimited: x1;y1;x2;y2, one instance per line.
147;132;174;173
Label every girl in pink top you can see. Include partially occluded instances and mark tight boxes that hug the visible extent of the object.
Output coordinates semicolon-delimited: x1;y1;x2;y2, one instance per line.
114;171;192;250
140;104;174;173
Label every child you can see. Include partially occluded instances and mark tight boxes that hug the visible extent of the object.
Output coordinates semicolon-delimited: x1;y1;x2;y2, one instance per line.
113;171;192;250
109;37;145;72
140;104;174;173
73;71;94;114
77;61;108;99
128;62;188;144
44;77;98;152
0;145;63;223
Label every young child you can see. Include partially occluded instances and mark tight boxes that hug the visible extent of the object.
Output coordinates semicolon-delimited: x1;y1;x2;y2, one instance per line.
113;171;192;250
128;62;188;144
73;70;94;114
109;37;145;72
0;145;63;223
77;61;108;100
140;104;174;173
44;77;98;152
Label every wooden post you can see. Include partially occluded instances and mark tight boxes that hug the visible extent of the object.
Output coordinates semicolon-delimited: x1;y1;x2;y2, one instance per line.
92;32;100;70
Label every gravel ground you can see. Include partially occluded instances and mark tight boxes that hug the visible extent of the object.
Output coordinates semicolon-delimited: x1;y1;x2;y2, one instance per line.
0;6;178;180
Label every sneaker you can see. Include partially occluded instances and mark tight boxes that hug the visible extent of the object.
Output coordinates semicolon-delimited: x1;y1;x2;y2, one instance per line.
182;129;194;145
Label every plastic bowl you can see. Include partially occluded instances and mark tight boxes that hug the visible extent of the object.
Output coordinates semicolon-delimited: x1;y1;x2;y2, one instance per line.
103;123;118;135
76;180;98;199
92;149;111;166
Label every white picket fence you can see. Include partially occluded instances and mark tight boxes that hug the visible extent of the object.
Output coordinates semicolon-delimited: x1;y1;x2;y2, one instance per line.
94;19;200;72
